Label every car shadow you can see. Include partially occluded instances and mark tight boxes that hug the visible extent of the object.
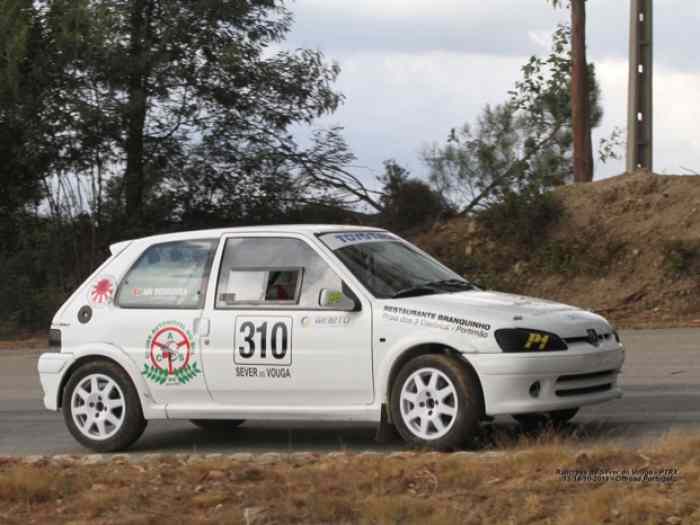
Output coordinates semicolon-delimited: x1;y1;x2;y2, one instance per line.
128;418;644;454
131;420;392;453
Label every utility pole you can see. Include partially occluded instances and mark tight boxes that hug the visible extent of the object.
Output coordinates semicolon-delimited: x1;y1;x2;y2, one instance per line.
571;0;593;183
627;0;653;172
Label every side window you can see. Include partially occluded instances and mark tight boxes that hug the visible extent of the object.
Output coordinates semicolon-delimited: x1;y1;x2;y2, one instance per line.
117;239;218;309
216;237;343;308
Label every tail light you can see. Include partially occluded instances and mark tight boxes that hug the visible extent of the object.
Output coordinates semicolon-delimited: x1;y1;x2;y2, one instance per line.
48;329;62;352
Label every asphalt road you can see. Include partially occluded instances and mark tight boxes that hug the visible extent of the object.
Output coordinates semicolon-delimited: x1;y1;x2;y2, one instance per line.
1;329;699;456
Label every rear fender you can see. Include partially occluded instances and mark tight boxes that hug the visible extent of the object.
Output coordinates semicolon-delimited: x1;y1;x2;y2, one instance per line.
56;343;165;419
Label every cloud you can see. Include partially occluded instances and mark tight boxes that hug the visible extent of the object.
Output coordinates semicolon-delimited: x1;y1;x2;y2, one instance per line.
285;0;700;185
314;51;527;179
289;0;566;57
290;0;700;72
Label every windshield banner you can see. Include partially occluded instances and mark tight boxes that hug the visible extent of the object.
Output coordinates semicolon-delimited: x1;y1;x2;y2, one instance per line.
320;231;399;251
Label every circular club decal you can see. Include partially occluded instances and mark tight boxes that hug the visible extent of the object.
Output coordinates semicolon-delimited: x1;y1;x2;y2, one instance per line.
142;321;201;386
88;276;115;307
149;325;192;372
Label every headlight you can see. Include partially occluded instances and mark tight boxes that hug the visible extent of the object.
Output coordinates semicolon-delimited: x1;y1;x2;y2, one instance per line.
612;329;621;343
494;328;568;353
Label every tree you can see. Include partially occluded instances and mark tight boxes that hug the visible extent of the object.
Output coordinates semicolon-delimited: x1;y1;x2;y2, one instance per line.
378;160;448;231
424;25;605;214
38;0;350;232
0;1;54;235
549;0;593;182
0;1;361;334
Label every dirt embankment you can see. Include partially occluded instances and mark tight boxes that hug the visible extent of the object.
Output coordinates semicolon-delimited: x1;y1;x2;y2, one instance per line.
416;171;700;329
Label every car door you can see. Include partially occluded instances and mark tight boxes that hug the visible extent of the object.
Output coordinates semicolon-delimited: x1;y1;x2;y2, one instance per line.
105;238;219;406
201;233;374;407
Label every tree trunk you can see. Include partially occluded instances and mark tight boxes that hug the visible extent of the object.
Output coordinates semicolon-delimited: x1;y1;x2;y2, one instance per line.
124;0;149;223
571;0;593;183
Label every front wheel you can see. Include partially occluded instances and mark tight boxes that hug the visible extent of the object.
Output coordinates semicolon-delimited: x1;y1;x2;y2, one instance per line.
62;360;147;452
390;354;482;451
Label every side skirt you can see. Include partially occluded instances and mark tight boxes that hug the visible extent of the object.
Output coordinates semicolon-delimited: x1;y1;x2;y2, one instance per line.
164;404;382;423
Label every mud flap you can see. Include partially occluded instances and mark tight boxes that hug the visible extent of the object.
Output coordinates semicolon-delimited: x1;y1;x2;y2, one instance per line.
375;403;399;443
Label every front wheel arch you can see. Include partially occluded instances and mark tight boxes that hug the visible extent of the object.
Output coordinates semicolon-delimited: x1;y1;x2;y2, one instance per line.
385;344;485;421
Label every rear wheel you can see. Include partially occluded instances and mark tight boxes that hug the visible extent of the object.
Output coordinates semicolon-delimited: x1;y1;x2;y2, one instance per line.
390;354;482;451
512;408;579;428
190;419;246;432
63;360;146;452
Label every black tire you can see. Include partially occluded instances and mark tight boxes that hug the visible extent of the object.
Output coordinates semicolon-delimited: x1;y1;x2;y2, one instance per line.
62;360;147;452
190;419;246;432
512;408;579;428
390;354;482;451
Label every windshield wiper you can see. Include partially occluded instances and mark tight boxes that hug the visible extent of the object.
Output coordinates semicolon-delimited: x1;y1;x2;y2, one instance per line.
391;285;441;299
427;279;477;292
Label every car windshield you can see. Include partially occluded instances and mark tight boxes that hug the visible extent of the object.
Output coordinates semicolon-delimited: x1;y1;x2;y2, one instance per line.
319;232;474;299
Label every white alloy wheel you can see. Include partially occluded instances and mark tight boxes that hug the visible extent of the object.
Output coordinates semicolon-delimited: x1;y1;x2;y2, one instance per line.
70;373;126;441
399;367;459;440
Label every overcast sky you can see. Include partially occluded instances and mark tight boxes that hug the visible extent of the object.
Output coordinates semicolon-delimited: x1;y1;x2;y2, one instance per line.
284;0;700;186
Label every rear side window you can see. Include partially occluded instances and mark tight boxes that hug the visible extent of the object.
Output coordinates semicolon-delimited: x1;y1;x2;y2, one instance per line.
117;240;218;309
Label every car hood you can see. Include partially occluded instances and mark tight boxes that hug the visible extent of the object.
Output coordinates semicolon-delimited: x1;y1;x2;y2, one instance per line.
437;290;579;316
390;290;611;335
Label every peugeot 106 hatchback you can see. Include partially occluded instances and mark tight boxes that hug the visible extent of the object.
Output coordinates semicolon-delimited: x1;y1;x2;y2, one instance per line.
38;226;624;451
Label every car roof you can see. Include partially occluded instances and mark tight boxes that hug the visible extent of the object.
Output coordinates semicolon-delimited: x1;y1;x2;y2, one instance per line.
110;224;386;254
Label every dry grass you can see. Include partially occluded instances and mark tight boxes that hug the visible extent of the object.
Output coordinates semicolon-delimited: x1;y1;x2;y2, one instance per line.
0;432;698;524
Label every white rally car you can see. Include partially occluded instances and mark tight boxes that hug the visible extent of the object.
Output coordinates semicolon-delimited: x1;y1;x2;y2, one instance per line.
38;225;624;452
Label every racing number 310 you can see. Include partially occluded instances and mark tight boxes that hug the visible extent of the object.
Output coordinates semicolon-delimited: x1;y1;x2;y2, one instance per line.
234;317;292;366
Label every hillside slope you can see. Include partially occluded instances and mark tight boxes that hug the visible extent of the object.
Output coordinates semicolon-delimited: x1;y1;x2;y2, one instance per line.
416;170;700;328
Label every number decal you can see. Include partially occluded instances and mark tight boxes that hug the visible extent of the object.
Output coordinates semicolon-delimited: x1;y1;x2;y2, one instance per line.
238;321;256;358
271;322;287;359
256;322;267;358
234;317;292;366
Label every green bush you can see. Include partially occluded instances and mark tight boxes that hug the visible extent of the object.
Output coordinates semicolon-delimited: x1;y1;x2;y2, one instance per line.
476;190;564;247
538;240;582;274
664;240;700;277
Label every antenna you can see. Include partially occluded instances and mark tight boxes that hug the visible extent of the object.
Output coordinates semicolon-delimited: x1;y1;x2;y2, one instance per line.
626;0;653;172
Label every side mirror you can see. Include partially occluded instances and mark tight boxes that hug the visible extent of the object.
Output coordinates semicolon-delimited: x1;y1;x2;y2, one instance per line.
319;288;359;311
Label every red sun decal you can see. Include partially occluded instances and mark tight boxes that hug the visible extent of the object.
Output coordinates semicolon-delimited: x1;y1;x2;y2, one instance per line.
90;278;114;305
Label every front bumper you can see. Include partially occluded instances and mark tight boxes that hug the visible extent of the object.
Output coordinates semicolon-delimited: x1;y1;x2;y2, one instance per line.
469;346;625;416
37;353;73;411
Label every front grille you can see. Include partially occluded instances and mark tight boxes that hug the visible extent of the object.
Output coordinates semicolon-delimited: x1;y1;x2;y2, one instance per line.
558;369;617;382
554;369;617;398
564;332;613;346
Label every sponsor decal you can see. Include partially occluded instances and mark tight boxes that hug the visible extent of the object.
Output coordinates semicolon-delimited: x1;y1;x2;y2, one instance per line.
235;366;292;379
304;315;351;328
88;276;115;307
382;305;491;338
335;231;393;243
320;231;397;250
132;287;189;297
142;321;201;385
